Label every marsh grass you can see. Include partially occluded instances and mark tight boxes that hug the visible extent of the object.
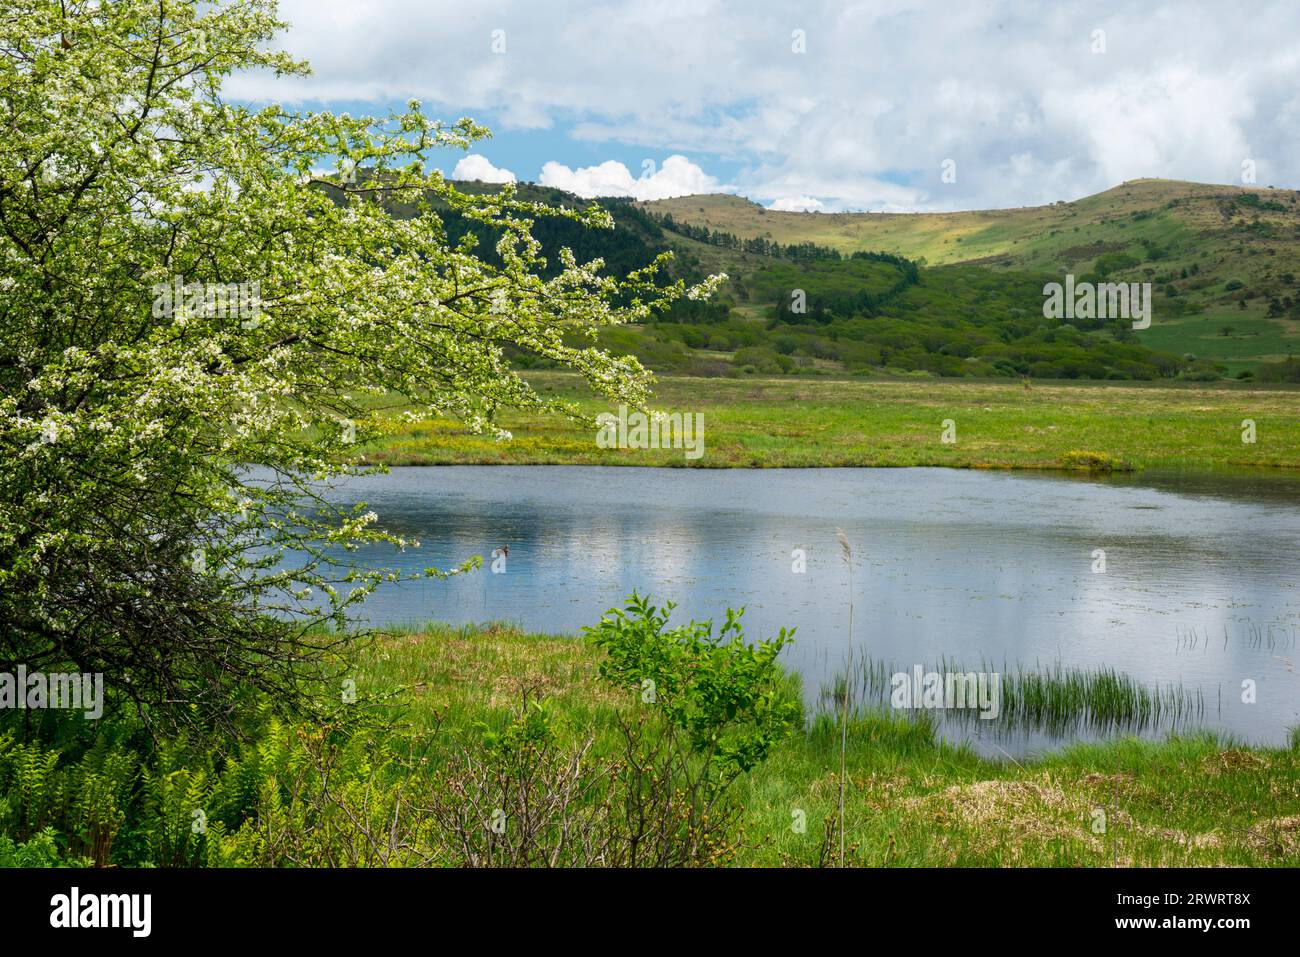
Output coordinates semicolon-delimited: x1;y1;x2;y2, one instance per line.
1000;663;1204;733
837;655;1206;736
1175;623;1299;653
356;372;1300;471
332;623;1299;867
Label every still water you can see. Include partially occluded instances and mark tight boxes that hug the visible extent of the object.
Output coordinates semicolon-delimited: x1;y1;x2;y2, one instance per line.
314;465;1300;756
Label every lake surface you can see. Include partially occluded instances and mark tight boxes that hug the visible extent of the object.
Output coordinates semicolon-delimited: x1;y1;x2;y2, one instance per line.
314;465;1300;756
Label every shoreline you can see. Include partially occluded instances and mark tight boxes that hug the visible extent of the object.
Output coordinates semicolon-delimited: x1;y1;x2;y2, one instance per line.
351;622;1300;866
345;457;1300;473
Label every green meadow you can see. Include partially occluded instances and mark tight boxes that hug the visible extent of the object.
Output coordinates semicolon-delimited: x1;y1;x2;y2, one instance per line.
357;371;1300;471
1139;311;1299;375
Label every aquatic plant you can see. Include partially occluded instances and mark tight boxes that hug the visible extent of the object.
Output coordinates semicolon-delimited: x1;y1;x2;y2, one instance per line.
833;655;1205;736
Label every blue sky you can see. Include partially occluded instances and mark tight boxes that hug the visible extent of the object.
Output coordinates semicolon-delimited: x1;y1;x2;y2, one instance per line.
228;0;1300;212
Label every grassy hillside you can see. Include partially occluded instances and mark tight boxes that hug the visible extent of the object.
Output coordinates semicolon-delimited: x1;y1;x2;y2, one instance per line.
350;175;1300;380
640;179;1296;270
453;190;1197;382
642;180;1300;375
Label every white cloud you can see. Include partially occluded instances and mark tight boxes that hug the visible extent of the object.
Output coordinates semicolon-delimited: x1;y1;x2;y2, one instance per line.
768;196;825;212
450;154;516;184
539;155;724;200
1040;67;1254;189
228;1;1300;212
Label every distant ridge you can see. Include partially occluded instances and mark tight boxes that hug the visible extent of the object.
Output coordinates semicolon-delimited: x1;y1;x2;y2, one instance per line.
637;179;1300;268
432;176;1300;378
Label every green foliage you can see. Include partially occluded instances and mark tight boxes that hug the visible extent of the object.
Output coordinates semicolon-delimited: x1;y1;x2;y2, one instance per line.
0;0;721;735
0;715;261;866
584;593;800;779
630;252;1185;379
1257;357;1300;383
732;346;792;374
1094;251;1140;276
0;828;90;867
0;595;800;867
1236;193;1288;212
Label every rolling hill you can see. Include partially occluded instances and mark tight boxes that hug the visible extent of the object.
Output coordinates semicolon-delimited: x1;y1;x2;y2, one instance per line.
640;180;1300;377
356;173;1300;382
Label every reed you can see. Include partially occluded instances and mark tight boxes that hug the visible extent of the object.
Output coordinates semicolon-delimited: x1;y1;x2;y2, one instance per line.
1175;623;1298;652
835;654;1206;736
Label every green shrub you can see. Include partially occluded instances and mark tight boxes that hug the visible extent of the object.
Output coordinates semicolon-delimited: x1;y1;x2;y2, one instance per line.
732;346;788;374
0;828;90;867
1256;357;1300;383
584;593;800;779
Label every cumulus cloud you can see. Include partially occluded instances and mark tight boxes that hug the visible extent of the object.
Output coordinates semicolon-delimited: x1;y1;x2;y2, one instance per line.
539;155;724;200
768;196;825;212
450;154;516;184
228;0;1300;211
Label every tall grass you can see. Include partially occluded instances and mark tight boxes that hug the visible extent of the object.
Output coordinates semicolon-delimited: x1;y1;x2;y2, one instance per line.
997;661;1204;733
833;655;1206;737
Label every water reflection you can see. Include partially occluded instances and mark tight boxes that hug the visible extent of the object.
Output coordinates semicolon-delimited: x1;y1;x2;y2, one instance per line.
308;465;1300;756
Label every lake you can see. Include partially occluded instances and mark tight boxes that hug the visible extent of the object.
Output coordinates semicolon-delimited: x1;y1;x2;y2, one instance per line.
314;465;1300;756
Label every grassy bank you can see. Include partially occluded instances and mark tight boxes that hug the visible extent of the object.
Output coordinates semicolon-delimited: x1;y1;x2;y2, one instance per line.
4;619;1297;867
358;622;1298;867
357;372;1300;470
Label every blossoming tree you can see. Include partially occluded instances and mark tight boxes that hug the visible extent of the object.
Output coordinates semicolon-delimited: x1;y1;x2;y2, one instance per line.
0;0;718;733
